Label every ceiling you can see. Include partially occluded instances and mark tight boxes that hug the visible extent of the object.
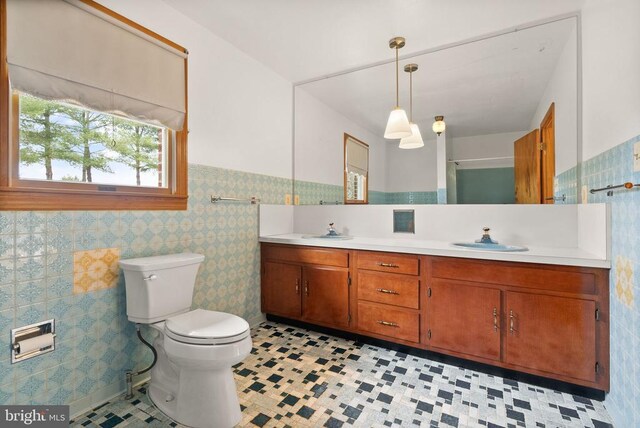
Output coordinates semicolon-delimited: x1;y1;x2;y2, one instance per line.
162;0;583;83
298;18;576;138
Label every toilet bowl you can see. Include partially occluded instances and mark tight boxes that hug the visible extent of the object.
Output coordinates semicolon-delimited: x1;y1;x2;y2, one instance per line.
119;254;253;428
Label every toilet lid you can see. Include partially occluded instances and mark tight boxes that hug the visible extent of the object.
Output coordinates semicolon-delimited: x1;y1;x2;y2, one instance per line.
164;309;250;345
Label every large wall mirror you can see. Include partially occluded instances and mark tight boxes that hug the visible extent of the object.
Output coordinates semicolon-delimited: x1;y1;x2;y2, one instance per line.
293;16;579;205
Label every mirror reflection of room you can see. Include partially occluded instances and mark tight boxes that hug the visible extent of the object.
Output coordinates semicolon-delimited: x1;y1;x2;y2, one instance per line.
294;17;577;205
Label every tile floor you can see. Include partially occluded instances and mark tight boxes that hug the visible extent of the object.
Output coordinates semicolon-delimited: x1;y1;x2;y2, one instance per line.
71;322;614;427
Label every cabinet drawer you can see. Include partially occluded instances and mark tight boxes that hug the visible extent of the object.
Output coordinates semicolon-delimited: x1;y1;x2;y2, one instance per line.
357;271;419;309
431;257;597;295
357;302;420;343
263;245;349;267
357;251;419;275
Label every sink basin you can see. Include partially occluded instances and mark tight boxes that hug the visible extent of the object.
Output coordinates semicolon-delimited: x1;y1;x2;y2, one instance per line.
452;242;528;252
302;235;353;240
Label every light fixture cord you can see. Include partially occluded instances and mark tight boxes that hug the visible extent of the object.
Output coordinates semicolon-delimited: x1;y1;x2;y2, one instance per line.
395;47;399;107
409;69;413;122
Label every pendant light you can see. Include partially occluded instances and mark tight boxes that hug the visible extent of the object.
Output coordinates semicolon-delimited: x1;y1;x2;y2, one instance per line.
384;37;412;139
432;115;446;136
399;63;424;149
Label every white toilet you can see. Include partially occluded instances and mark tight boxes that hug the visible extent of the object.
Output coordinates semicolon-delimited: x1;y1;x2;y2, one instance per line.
119;253;252;428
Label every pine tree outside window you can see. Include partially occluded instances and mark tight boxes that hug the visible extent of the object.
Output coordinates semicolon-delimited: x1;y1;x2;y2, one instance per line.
0;0;188;210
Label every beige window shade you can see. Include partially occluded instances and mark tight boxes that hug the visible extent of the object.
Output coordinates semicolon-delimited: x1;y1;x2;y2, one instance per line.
6;0;187;130
346;137;369;176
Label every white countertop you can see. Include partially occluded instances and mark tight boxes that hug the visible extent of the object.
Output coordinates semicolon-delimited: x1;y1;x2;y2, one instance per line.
259;234;610;268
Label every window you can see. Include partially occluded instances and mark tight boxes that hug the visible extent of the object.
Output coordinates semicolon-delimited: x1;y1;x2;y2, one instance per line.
0;0;188;210
343;133;369;204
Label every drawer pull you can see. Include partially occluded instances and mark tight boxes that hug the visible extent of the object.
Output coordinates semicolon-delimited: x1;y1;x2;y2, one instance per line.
509;310;516;334
376;288;399;295
377;262;400;268
377;320;398;327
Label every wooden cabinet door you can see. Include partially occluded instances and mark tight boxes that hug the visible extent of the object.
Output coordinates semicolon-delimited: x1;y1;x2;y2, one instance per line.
505;292;596;382
262;262;302;318
428;279;501;361
302;266;350;328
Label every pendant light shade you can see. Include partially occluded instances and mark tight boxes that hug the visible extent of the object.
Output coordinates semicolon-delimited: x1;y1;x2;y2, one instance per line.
384;37;412;139
399;123;424;149
385;108;412;139
433;115;446;136
399;63;423;149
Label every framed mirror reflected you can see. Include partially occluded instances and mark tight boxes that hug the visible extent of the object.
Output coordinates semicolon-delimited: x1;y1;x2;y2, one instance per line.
293;16;579;205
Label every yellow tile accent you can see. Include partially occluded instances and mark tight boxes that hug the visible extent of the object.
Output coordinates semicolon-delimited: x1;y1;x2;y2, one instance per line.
615;255;634;308
73;248;121;294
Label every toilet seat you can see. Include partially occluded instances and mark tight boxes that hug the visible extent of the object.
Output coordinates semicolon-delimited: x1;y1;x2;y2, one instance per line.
164;308;250;345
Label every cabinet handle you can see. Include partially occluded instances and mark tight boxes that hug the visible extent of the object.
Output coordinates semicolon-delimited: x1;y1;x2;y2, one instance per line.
509;310;516;334
295;278;300;294
304;280;309;296
493;307;498;332
377;262;399;268
377;320;398;327
376;288;399;295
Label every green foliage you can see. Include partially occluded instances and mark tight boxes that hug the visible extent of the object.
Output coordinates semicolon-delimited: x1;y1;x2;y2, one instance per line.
110;118;160;186
18;93;162;186
19;95;78;180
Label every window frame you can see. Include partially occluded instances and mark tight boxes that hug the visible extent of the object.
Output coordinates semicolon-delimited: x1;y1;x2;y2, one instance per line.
343;133;369;205
0;0;188;210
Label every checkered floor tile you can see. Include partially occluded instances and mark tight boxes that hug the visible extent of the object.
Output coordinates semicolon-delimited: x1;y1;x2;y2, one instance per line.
71;322;614;427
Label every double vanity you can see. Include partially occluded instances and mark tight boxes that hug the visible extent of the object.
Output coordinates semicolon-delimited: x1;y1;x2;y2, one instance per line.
259;205;611;394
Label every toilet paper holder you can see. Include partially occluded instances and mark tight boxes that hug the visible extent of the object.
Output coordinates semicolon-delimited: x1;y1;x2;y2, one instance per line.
11;319;56;363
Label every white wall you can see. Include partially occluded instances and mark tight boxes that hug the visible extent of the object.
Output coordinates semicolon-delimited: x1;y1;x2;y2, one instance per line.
451;131;528;169
385;137;438;192
530;25;578;174
295;88;387;190
581;0;640;160
99;0;293;178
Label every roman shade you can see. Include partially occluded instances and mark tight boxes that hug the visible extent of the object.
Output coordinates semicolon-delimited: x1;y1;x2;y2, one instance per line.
6;0;187;130
346;136;368;176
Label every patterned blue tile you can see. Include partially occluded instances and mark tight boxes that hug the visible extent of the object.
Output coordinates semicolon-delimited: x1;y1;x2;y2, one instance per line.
0;258;15;285
0;234;14;260
15;279;46;306
15;256;45;282
47;212;73;232
15;372;46;405
73;212;98;230
16;302;46;326
16;212;46;234
0;212;15;235
0;284;14;311
15;234;45;258
46;231;73;255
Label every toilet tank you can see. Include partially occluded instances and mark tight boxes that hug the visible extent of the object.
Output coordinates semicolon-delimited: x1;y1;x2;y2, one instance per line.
119;253;205;323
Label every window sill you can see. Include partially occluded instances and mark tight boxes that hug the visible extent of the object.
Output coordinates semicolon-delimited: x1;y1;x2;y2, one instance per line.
0;186;188;211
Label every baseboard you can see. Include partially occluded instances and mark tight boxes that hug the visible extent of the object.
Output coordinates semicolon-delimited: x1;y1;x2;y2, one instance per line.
70;375;150;420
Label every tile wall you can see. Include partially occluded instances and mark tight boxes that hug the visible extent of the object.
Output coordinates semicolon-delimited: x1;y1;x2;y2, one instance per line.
580;134;640;428
295;180;436;205
0;164;291;415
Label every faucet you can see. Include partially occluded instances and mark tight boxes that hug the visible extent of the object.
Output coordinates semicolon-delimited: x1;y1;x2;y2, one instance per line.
326;223;339;236
476;227;498;244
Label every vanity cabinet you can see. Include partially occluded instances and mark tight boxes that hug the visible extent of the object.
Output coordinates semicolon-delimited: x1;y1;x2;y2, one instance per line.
428;257;609;390
260;243;609;391
261;244;351;329
504;292;597;383
427;279;501;361
354;251;422;344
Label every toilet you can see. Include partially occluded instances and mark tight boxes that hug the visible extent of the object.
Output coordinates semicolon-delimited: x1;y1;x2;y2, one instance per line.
119;253;252;428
